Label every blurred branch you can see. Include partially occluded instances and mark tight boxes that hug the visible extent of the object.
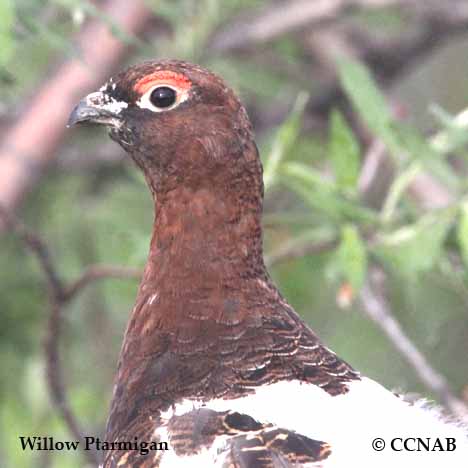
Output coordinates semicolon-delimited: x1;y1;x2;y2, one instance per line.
45;298;99;465
0;206;66;299
210;0;468;53
0;205;141;466
266;235;338;268
210;0;412;53
64;264;141;301
357;139;393;208
0;0;153;225
360;266;468;421
359;138;455;212
408;171;455;210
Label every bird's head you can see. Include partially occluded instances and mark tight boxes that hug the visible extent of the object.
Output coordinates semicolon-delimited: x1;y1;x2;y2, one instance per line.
69;60;261;196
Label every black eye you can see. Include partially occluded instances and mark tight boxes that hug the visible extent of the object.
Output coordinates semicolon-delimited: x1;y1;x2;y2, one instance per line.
149;86;177;109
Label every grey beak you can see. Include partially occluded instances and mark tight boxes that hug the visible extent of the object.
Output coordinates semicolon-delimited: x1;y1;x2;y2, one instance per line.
67;100;106;127
67;91;125;128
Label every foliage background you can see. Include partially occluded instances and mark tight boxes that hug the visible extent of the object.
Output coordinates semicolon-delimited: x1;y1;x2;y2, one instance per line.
1;1;468;467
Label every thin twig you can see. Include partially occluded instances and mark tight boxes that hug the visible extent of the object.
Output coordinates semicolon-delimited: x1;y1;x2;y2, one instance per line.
0;205;65;299
359;267;468;421
63;264;141;301
266;236;338;268
0;206;100;465
210;0;414;53
44;297;101;462
0;206;142;466
357;139;392;207
211;0;468;53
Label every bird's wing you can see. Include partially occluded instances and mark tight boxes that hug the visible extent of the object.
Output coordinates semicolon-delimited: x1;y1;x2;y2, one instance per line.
160;407;331;467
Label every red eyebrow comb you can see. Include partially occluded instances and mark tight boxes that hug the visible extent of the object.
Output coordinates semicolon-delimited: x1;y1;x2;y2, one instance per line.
134;71;192;95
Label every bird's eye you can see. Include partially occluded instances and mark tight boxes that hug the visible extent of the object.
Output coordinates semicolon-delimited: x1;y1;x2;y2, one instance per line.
136;82;189;113
149;86;177;109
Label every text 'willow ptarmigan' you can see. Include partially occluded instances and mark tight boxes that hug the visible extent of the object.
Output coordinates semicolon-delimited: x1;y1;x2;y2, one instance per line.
68;60;468;468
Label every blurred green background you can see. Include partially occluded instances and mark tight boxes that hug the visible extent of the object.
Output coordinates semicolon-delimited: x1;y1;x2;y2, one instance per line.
1;1;468;467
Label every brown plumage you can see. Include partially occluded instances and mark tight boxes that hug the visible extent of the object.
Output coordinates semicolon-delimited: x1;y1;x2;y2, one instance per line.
69;60;359;467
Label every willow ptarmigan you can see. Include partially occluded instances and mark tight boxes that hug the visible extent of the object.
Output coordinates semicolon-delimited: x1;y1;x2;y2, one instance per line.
69;60;468;468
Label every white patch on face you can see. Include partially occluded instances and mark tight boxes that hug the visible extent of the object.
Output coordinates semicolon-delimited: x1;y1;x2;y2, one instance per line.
99;78;116;92
86;91;128;115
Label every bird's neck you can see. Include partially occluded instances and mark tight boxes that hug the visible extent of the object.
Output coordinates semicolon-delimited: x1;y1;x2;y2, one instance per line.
106;180;283;444
136;183;268;320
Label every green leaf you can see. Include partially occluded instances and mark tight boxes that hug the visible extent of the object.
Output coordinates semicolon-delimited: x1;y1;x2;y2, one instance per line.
380;160;421;224
457;202;468;269
373;210;454;277
430;105;468;155
338;59;401;155
337;225;367;290
329;110;361;192
281;162;377;224
392;121;459;189
0;0;15;67
392;122;437;160
263;92;308;192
